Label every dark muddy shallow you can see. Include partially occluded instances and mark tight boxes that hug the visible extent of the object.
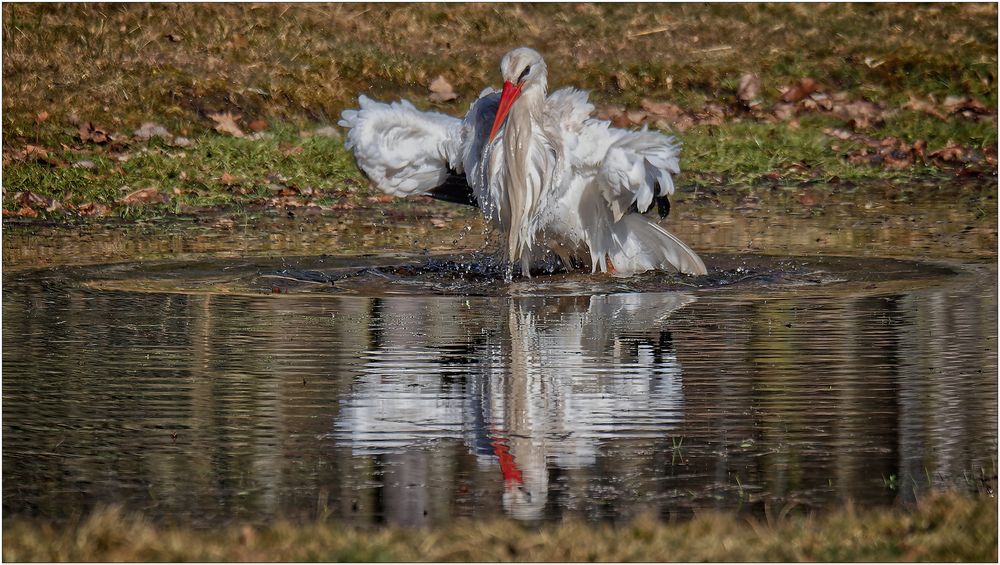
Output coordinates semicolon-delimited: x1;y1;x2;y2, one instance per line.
3;183;997;527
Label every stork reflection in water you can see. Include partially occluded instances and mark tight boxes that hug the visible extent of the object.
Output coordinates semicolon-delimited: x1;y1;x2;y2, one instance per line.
334;292;692;521
340;47;707;277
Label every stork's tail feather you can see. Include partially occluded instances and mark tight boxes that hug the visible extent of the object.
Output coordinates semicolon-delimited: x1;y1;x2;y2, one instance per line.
608;215;707;276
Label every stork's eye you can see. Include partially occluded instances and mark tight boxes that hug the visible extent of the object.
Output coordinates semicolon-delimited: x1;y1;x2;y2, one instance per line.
517;65;531;83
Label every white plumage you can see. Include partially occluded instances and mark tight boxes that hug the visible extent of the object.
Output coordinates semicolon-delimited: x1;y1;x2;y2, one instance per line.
339;47;707;277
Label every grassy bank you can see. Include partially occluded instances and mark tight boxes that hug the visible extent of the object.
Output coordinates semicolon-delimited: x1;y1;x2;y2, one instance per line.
3;493;996;562
2;3;997;221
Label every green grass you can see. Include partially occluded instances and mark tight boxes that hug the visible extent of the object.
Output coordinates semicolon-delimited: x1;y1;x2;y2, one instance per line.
2;3;996;220
3;493;996;562
3;125;369;218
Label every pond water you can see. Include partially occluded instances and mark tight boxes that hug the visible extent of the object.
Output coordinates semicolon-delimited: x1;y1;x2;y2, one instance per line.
3;182;997;527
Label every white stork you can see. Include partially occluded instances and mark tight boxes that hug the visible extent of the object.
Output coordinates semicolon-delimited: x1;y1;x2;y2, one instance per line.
338;47;707;277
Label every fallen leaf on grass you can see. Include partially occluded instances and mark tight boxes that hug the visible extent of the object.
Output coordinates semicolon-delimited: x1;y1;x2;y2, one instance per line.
772;102;796;121
943;96;991;119
208;112;245;137
77;202;112;217
929;144;966;163
779;78;819;103
133;122;172;141
640;99;684;120
430;218;448;228
822;127;855;141
902;96;947;120
695;104;726;126
35;111;50;125
836;100;883;130
429;75;458;103
736;73;762;107
120;187;169;205
882;148;914;169
17;191;47;205
312;126;341;139
625;109;647;125
11;144;50;162
220;172;239;186
16;206;38;218
596;105;626;121
79;122;112;143
367;195;394;204
248;119;268;132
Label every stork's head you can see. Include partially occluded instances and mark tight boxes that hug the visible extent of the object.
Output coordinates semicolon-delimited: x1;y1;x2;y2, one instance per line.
489;48;547;141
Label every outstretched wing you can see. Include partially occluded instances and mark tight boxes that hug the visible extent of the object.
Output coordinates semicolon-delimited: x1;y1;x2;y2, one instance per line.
338;96;464;197
339;92;501;208
596;127;681;222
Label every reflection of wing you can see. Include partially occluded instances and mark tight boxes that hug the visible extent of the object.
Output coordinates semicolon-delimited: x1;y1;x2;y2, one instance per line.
335;372;468;452
330;292;695;519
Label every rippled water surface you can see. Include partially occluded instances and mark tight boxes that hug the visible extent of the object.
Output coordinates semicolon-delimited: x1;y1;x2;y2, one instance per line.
3;184;997;527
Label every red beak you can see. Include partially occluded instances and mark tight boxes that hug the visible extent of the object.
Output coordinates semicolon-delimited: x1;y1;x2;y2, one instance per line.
488;80;523;142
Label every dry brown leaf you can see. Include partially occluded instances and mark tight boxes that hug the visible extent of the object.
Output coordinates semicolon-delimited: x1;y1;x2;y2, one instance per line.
612;71;635;92
930;145;965;163
902;96;947;120
79;122;111;143
313;126;341;138
121;187;169;205
837;100;883;130
133;122;172;140
696;104;726;126
943;96;989;114
823;127;854;141
625;109;647;125
430;218;448;228
35;111;49;125
737;73;761;107
17;206;38;218
14;191;51;208
779;78;819;103
429;75;458;103
18;145;50;161
640;99;684;120
248;119;268;132
208;112;245;138
77;202;112;217
772;102;796;121
883;148;914;169
595;105;626;121
220;172;239;186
